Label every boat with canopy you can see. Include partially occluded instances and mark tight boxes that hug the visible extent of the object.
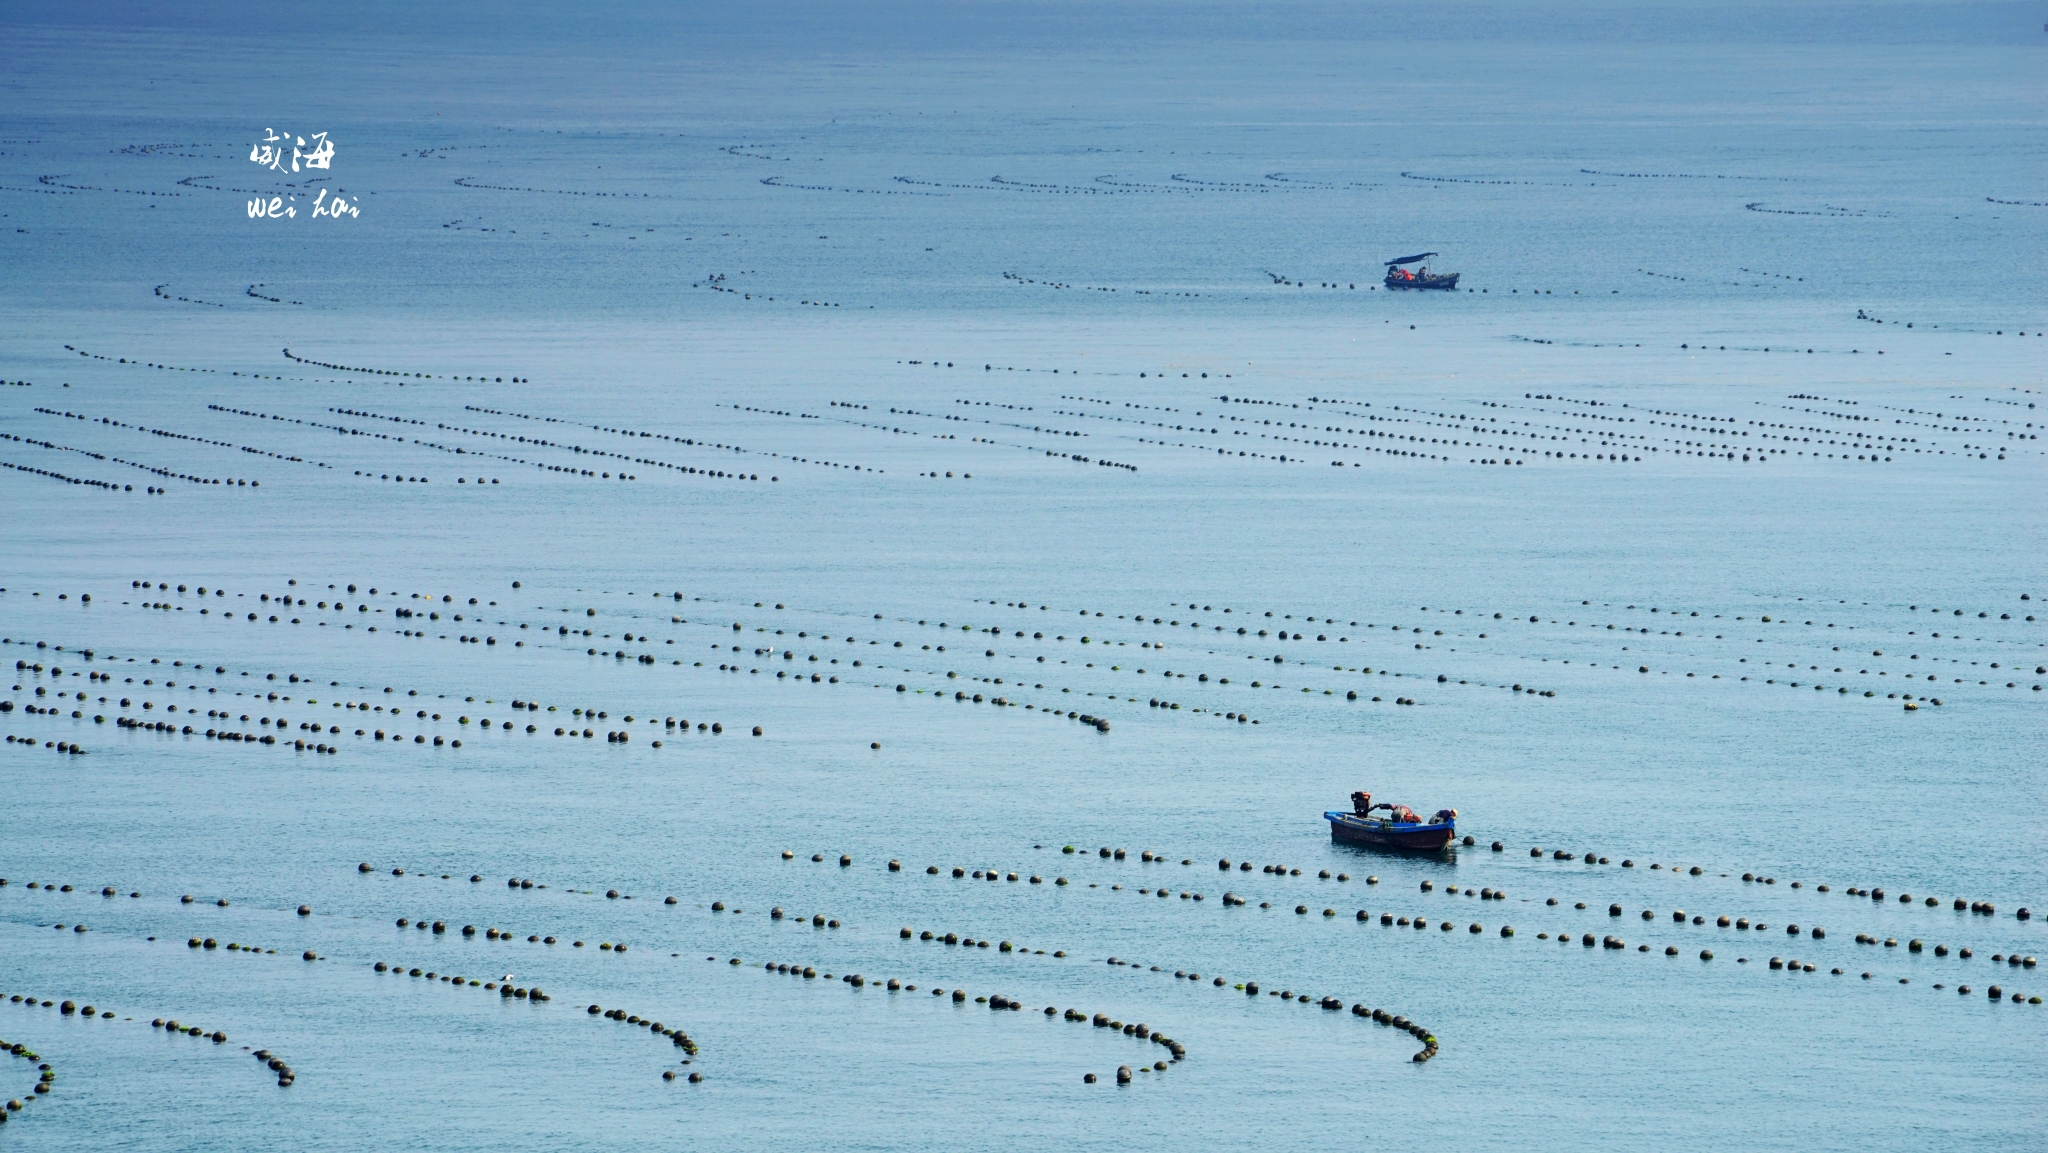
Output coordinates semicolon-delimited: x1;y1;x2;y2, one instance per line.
1383;253;1459;290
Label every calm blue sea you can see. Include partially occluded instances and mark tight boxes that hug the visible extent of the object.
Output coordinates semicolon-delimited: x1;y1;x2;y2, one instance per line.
0;4;2042;1149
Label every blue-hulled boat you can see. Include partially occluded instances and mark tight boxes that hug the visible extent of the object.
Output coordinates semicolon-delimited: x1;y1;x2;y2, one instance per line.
1383;252;1459;290
1325;791;1457;850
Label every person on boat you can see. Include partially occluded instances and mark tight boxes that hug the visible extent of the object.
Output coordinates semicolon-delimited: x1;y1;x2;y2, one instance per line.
1351;790;1373;816
1386;804;1420;824
1431;808;1458;825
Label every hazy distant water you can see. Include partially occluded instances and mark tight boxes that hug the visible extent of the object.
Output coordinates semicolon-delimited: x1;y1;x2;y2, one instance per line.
0;4;2043;1150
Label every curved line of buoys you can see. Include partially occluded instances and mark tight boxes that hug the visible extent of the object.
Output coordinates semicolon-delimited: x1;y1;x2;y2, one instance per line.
735;952;1191;1078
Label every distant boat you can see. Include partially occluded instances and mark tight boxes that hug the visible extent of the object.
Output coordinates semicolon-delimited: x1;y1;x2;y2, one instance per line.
1383;252;1459;290
1325;791;1457;850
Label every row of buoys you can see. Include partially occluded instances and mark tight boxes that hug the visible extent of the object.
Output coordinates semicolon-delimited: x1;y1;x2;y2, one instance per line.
12;569;1630;753
1039;584;2039;707
39;862;1842;1011
0;456;136;491
1;630;775;760
147;1014;227;1043
251;573;1343;745
458;403;779;479
827;839;2032;959
321;848;1791;1024
2;883;139;899
186;935;281;954
39;404;336;474
19;581;2031;925
325;401;755;484
7;592;2033;924
372;962;720;1065
231;394;638;482
44;843;1998;1105
906;927;1052;955
746;952;1187;1075
763;853;2033;1008
1487;841;2036;920
1;1035;55;1119
1505;923;2040;995
7;995;114;1020
386;915;625;951
588;1002;697;1059
373;961;548;1003
3;735;86;753
8;544;2023;1105
8;606;1179;749
250;1050;294;1087
2;426;255;488
870;907;1435;1063
1836;885;2016;919
1410;866;2027;958
281;347;524;382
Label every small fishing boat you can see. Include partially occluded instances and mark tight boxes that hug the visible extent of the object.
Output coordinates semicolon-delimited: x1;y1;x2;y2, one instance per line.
1383;252;1459;290
1325;791;1457;850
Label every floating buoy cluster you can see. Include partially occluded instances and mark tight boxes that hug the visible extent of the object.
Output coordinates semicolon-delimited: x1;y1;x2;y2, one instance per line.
283;347;518;380
147;1015;224;1041
453;175;665;201
0;994;303;1089
466;404;772;478
4;733;87;753
186;935;282;955
212;403;545;483
0;626;763;760
12;570;2028;778
1;431;236;490
163;859;1840;1021
1;1036;57;1116
244;283;302;305
588;1001;701;1082
31;173;188;197
742;952;1187;1079
887;919;1437;1062
41;406;332;471
372;961;549;1004
737;842;2044;1004
250;1050;295;1088
56;343;246;378
4;580;2036;922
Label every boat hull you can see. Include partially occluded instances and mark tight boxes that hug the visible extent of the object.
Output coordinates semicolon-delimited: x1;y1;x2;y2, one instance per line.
1383;273;1460;290
1324;811;1456;851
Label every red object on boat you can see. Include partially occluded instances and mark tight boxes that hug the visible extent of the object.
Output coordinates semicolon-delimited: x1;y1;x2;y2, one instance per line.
1383;252;1460;290
1324;795;1457;851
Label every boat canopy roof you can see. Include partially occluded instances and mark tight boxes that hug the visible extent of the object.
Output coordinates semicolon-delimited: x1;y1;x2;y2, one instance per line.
1384;252;1436;266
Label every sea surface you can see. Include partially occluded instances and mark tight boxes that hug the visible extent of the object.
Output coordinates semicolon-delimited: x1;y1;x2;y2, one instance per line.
0;3;2043;1149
